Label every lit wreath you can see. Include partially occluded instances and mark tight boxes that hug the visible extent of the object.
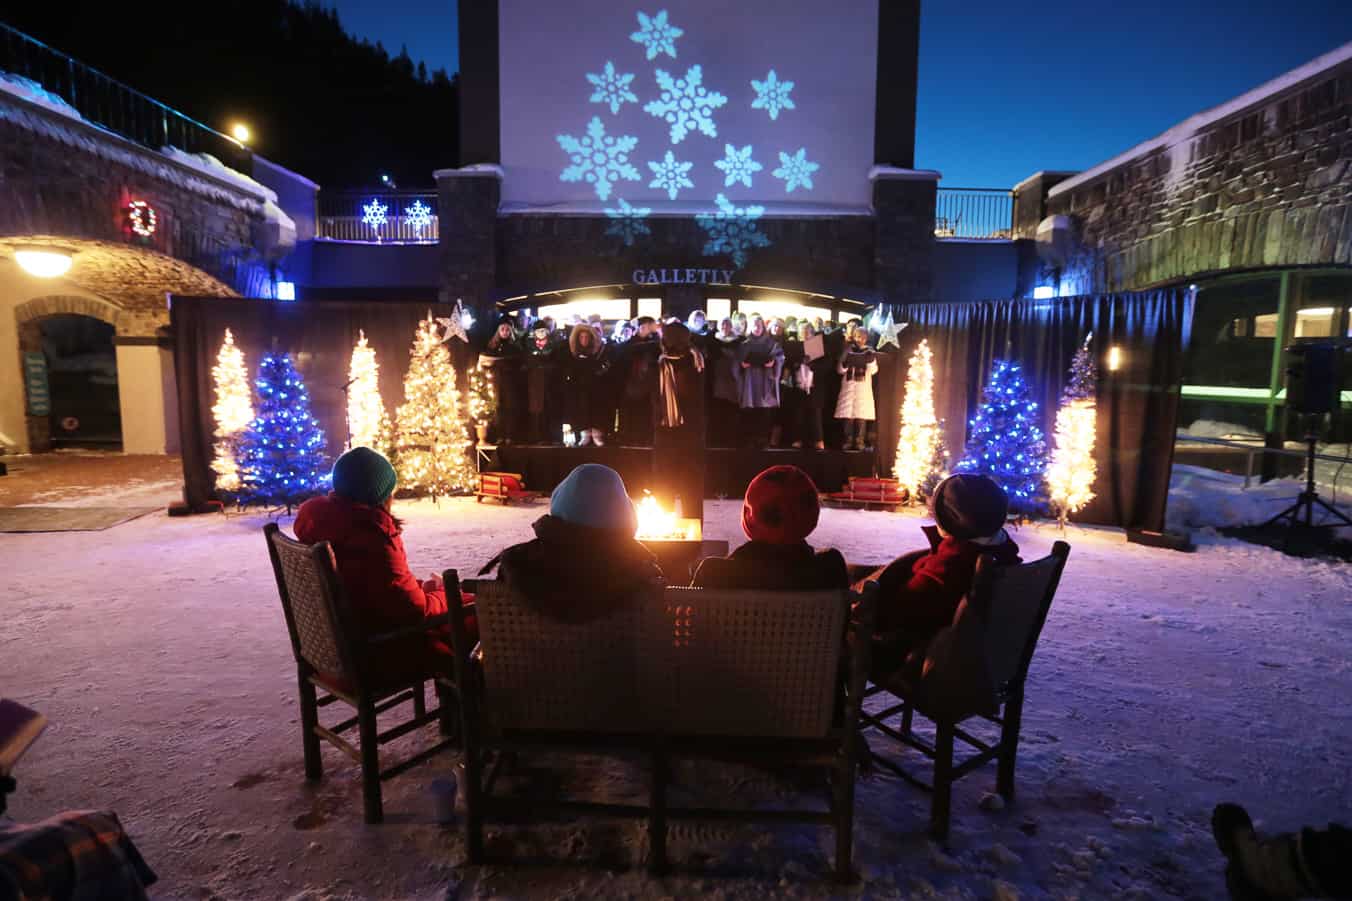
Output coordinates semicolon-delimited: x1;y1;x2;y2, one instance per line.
128;200;157;238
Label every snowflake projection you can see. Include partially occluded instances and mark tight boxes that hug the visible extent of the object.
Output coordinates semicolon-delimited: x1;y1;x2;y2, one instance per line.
403;199;433;233
644;65;728;144
750;69;796;120
361;198;388;232
696;193;772;268
647;150;695;200
630;9;682;61
713;143;763;189
587;61;638;115
772;147;820;193
604;198;652;247
557;116;641;202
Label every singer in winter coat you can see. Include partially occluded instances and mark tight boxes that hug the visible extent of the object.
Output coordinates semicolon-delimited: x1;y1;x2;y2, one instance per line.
707;318;743;447
835;327;878;449
652;322;706;521
562;324;613;446
479;319;523;444
734;316;784;447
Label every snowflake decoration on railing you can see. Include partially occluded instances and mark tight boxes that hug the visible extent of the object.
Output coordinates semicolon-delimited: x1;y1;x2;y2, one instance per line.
361;198;389;231
714;143;763;188
403;199;433;233
772;147;819;193
696;193;771;268
750;69;796;121
557;116;641;202
644;65;727;144
630;9;682;61
604;198;652;247
647;151;694;200
587;61;638;115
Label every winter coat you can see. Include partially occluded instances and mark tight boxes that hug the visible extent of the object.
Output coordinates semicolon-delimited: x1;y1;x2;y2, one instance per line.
522;337;561;416
563;327;614;430
480;514;664;623
620;336;661;402
691;540;849;591
734;334;785;409
834;350;879;420
653;350;706;447
710;336;743;404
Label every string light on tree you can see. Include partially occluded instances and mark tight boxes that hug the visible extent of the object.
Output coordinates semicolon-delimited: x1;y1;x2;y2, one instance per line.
466;364;497;440
955;359;1047;516
393;314;475;499
346;330;391;455
210;328;254;492
1046;334;1099;527
238;352;328;510
893;338;947;503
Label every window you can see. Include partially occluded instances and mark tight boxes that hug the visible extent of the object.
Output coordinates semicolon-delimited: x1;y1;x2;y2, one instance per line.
705;298;731;322
1294;307;1336;339
737;298;833;324
1253;314;1278;338
636;297;663;320
536;298;631;323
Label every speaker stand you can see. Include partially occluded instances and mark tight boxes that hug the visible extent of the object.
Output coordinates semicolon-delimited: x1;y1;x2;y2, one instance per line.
1260;434;1352;549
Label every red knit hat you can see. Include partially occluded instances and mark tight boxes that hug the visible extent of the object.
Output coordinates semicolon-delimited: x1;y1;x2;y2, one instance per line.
741;465;822;544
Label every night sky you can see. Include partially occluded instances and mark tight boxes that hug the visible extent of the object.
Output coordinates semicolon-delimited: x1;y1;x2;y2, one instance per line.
329;0;1349;187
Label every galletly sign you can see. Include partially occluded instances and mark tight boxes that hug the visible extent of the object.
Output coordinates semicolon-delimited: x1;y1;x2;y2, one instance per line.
632;267;735;286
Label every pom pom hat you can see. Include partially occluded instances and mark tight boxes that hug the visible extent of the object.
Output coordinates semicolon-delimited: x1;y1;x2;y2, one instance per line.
741;465;822;544
930;473;1009;540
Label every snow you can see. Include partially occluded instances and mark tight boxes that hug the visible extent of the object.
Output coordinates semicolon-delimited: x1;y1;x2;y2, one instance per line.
5;484;1351;899
0;72;84;121
157;147;297;250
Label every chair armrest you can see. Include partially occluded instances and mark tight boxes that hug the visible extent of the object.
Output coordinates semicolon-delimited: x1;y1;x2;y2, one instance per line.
366;611;456;645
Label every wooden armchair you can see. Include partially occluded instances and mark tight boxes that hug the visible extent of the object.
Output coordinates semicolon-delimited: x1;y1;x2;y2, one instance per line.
859;541;1070;841
263;523;463;824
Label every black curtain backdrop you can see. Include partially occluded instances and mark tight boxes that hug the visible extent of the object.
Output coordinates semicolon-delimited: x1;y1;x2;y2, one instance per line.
890;290;1194;531
172;296;460;510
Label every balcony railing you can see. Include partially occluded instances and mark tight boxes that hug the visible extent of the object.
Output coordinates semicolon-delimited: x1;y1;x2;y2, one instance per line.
934;187;1013;239
316;191;440;243
0;22;248;170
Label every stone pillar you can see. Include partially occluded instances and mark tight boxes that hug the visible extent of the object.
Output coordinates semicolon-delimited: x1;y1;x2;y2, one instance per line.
871;167;940;304
113;337;176;455
0;314;31;453
1010;170;1078;240
435;166;502;322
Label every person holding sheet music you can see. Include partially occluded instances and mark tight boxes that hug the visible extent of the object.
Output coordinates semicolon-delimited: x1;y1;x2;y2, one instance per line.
835;325;879;450
734;315;784;449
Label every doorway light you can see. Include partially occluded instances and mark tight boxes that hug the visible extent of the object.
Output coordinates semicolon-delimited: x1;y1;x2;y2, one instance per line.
14;248;74;279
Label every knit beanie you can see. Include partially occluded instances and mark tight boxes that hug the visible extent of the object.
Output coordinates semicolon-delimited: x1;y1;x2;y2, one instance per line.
550;463;637;533
741;465;821;544
930;474;1009;540
331;446;398;507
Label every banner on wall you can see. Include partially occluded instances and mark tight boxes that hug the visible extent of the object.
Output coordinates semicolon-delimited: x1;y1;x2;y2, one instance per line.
23;352;51;416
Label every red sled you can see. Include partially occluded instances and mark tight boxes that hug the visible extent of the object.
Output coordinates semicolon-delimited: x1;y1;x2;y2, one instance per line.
476;471;543;505
823;477;908;511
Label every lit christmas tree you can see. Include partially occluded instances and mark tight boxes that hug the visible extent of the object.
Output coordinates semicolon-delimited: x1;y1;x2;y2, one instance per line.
237;352;329;510
955;359;1047;515
893;339;947;503
1046;334;1099;527
393;315;475;499
346;330;391;455
465;364;497;442
210;328;254;493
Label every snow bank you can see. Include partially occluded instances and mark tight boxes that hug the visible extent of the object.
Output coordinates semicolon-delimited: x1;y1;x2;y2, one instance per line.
0;71;83;121
1167;462;1352;534
1179;419;1261;441
159;147;297;248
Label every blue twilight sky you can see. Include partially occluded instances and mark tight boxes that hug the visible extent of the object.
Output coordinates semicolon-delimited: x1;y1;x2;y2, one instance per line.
328;0;1349;188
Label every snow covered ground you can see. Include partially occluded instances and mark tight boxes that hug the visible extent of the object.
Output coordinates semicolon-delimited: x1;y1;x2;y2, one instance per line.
4;479;1352;900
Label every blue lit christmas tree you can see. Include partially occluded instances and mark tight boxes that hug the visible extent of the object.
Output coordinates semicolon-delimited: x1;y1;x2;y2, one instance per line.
955;359;1047;515
238;352;328;510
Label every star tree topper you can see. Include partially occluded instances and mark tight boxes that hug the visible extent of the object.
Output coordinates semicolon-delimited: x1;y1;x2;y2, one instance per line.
435;301;469;344
877;312;906;350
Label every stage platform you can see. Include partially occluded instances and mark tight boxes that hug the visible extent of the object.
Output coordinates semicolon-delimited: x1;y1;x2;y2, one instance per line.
487;445;878;497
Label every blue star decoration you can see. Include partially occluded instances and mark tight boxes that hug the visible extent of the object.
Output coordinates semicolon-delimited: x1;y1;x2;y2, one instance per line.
557;116;641;202
604;198;652;247
630;9;683;61
714;143;763;189
772;147;819;193
647;151;695;200
361;198;388;230
644;65;728;144
750;69;796;120
586;61;638;115
696;193;772;268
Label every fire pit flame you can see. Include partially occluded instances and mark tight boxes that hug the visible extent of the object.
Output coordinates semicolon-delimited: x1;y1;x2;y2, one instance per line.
634;492;701;541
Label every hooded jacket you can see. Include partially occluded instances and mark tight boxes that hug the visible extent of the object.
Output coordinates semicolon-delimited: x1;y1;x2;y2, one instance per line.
691;540;849;591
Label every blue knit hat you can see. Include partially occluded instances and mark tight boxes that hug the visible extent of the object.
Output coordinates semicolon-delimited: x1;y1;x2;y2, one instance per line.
331;447;398;507
550;464;636;532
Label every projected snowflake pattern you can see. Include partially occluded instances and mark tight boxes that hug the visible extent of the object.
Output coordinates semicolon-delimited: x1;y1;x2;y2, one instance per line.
644;65;727;144
713;143;763;188
587;61;638;115
647;151;695;200
557;116;641;202
630;9;683;61
696;193;771;268
772;147;819;193
604;198;652;246
750;69;796;120
403;199;433;233
361;198;388;231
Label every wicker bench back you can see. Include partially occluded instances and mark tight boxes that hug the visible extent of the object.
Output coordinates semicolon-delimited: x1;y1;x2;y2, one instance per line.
266;526;350;683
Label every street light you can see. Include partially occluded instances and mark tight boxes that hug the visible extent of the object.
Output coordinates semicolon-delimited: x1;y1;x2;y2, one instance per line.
231;122;251;144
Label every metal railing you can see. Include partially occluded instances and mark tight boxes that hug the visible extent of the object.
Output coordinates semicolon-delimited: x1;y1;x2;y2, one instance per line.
316;191;440;243
0;22;248;169
934;187;1013;240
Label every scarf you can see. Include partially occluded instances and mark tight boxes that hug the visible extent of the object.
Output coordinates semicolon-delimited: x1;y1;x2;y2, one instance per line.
658;351;703;429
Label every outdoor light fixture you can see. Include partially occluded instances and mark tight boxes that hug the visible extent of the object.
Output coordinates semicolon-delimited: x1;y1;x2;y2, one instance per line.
1106;346;1124;372
13;247;75;279
1032;285;1056;299
275;281;296;301
231;122;251;144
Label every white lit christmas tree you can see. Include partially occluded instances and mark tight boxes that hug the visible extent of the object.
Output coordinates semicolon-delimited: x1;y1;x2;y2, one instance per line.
393;315;475;499
346;330;391;456
955;359;1047;516
210;328;254;493
1046;334;1099;527
893;339;947;503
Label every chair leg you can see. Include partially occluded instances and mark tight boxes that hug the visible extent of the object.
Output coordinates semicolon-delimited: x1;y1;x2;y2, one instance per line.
997;689;1025;802
298;673;322;781
649;749;669;875
435;681;458;739
358;700;383;824
834;751;857;883
930;720;954;843
900;703;914;737
463;747;485;863
413;681;426;719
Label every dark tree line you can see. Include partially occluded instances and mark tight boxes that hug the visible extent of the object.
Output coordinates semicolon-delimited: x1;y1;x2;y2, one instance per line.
6;1;459;188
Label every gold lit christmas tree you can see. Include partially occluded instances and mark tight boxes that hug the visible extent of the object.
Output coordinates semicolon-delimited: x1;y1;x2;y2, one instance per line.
393;314;475;498
347;330;391;455
1046;333;1098;527
210;328;254;492
893;338;947;503
465;364;496;441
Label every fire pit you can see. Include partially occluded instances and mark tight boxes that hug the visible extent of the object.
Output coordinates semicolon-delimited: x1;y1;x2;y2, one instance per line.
633;493;727;582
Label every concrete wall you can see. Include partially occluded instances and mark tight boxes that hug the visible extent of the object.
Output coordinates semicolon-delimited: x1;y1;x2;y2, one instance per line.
288;240;441;292
253;156;320;243
932;239;1019;301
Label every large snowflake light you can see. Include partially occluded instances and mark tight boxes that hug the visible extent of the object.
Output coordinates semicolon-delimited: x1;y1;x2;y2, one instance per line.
630;9;682;61
644;65;727;144
557;116;641;202
403;199;433;233
604;198;652;246
361;198;388;231
647;151;694;200
696;193;771;268
751;69;796;120
587;61;638;115
714;143;763;188
772;147;819;193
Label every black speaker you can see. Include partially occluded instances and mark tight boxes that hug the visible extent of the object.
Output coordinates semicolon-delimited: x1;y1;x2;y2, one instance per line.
1284;343;1339;415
